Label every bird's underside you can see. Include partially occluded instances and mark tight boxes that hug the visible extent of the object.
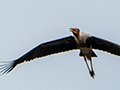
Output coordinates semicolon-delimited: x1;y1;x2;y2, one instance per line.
0;28;120;79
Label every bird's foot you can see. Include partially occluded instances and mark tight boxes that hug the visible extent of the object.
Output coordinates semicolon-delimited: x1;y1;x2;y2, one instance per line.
90;70;95;79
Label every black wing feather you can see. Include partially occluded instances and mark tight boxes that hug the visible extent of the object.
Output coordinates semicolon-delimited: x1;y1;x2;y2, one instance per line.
18;36;77;62
0;36;77;75
86;36;120;56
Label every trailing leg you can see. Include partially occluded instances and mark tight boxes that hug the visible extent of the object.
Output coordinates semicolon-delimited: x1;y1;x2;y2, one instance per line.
90;58;95;78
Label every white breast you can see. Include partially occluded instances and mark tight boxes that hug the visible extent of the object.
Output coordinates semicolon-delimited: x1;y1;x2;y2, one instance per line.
79;32;91;43
74;31;91;44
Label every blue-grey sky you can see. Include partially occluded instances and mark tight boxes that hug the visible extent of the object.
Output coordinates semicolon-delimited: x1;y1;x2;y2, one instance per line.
0;0;120;90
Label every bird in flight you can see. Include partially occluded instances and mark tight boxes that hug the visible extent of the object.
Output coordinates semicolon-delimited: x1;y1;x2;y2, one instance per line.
0;28;120;78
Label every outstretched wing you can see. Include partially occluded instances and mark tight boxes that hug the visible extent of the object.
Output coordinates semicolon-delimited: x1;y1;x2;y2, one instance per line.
86;36;120;56
0;36;77;75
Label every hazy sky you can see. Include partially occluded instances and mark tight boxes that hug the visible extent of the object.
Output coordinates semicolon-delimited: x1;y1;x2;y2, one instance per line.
0;0;120;90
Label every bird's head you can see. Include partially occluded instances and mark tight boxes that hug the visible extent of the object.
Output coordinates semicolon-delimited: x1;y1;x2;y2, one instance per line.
70;28;80;37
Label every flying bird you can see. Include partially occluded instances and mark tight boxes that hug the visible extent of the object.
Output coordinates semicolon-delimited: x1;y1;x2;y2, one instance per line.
0;28;120;78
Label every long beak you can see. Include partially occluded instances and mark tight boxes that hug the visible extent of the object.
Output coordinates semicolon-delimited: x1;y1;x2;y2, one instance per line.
69;28;77;33
69;28;73;32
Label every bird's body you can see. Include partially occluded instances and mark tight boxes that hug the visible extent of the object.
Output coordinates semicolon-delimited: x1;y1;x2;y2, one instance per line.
73;31;94;60
1;28;120;78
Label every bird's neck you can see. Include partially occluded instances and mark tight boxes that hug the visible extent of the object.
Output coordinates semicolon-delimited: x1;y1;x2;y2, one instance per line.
74;32;91;44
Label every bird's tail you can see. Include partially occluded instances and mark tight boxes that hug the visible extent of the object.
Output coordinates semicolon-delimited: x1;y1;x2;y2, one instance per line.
79;50;97;57
0;60;17;75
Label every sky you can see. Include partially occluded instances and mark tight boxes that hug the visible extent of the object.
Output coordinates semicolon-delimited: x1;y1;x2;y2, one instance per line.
0;0;120;90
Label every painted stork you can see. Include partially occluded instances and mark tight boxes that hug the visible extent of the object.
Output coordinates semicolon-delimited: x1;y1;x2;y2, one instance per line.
0;28;120;78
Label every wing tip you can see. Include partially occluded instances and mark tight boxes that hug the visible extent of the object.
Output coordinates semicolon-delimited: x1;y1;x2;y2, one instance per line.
0;60;16;76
